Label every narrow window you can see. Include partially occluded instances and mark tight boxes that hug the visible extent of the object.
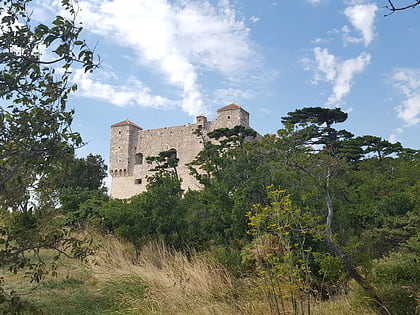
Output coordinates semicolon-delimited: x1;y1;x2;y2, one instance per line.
227;115;231;119
135;153;143;164
135;179;142;184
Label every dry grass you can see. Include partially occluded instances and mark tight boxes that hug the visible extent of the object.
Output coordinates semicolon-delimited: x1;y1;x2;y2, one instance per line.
90;234;376;315
92;235;262;314
311;297;377;315
0;233;378;314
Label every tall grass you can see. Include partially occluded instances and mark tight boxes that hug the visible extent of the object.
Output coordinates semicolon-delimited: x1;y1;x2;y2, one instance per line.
1;232;379;314
90;234;377;315
92;235;263;314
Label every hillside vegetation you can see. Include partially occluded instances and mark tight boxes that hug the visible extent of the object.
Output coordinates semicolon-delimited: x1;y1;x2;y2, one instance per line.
0;2;418;313
1;234;379;314
2;107;418;314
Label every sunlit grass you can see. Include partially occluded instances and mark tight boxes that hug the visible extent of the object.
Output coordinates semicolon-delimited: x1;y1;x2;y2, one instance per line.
0;232;378;314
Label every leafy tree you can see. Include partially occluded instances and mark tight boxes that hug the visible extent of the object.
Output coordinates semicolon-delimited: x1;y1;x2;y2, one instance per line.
100;150;186;249
188;125;258;185
245;188;320;314
100;172;186;249
57;154;108;216
185;126;264;245
0;0;97;309
146;149;180;178
281;107;348;128
277;108;394;315
61;154;108;191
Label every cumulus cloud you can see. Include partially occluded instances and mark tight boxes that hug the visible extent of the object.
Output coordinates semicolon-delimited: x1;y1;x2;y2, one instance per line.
310;47;371;105
343;4;377;46
40;0;257;116
73;69;176;109
392;69;420;126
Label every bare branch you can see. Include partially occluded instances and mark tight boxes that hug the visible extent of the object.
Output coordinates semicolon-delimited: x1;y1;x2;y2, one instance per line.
385;0;420;15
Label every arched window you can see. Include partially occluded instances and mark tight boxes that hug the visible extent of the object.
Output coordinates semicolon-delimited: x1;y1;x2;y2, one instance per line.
169;148;177;159
135;153;143;164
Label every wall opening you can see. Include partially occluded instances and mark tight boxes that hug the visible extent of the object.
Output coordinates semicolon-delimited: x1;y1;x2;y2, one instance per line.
135;179;142;184
169;148;177;159
135;153;144;164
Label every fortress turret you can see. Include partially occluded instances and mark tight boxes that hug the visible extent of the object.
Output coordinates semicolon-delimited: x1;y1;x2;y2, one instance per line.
216;103;249;128
109;120;142;179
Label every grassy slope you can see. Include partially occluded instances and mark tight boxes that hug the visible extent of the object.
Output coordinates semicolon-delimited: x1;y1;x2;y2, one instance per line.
0;234;377;314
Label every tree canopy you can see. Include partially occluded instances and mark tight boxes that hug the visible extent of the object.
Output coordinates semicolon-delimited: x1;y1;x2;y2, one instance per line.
0;0;98;309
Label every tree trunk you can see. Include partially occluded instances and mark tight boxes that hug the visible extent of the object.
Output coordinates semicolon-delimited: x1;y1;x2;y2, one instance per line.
324;192;391;315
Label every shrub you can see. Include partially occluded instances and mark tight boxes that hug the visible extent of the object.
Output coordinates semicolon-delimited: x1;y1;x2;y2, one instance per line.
355;251;419;315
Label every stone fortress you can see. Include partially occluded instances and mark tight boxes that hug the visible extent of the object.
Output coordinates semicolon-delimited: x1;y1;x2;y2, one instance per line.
109;104;254;199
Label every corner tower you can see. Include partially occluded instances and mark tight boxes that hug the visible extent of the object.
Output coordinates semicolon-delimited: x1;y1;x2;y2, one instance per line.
109;120;142;198
216;103;250;128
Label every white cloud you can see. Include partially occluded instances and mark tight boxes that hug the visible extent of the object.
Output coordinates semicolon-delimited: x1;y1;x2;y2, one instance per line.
343;4;377;46
392;69;420;126
310;47;371;105
73;69;177;109
307;0;321;4
213;88;254;105
52;0;256;117
328;52;371;105
388;134;398;143
249;16;260;23
311;37;330;44
313;47;337;82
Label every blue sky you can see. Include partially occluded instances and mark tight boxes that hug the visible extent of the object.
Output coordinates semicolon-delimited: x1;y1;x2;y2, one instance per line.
35;0;419;164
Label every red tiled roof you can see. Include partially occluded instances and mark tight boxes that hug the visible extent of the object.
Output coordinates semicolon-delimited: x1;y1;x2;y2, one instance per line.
217;103;241;112
111;120;142;129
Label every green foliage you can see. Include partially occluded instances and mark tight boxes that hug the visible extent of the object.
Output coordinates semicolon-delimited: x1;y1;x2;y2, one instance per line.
312;252;347;297
0;0;98;311
207;125;257;146
60;154;108;191
245;188;317;314
64;194;108;227
146;149;179;177
48;154;110;226
355;251;419;315
206;244;252;277
100;171;186;249
1;0;98;203
281;107;348;128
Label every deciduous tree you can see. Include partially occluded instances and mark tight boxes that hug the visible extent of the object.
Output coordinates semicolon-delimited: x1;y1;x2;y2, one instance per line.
0;0;98;309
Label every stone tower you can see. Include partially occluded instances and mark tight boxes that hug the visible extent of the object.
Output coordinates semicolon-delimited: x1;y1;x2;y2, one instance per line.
109;104;254;199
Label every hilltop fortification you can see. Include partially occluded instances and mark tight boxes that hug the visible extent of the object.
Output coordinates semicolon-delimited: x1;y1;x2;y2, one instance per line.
109;104;252;199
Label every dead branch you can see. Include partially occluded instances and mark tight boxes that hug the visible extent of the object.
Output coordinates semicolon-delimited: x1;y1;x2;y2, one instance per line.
385;0;420;15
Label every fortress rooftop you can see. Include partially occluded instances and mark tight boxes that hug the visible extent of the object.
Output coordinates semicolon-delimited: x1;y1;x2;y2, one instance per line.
111;120;142;129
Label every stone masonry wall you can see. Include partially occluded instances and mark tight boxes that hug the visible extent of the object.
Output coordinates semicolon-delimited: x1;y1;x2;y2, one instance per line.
110;105;251;199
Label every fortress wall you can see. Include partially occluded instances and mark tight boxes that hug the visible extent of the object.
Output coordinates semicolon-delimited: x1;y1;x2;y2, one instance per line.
131;123;205;194
110;104;252;199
